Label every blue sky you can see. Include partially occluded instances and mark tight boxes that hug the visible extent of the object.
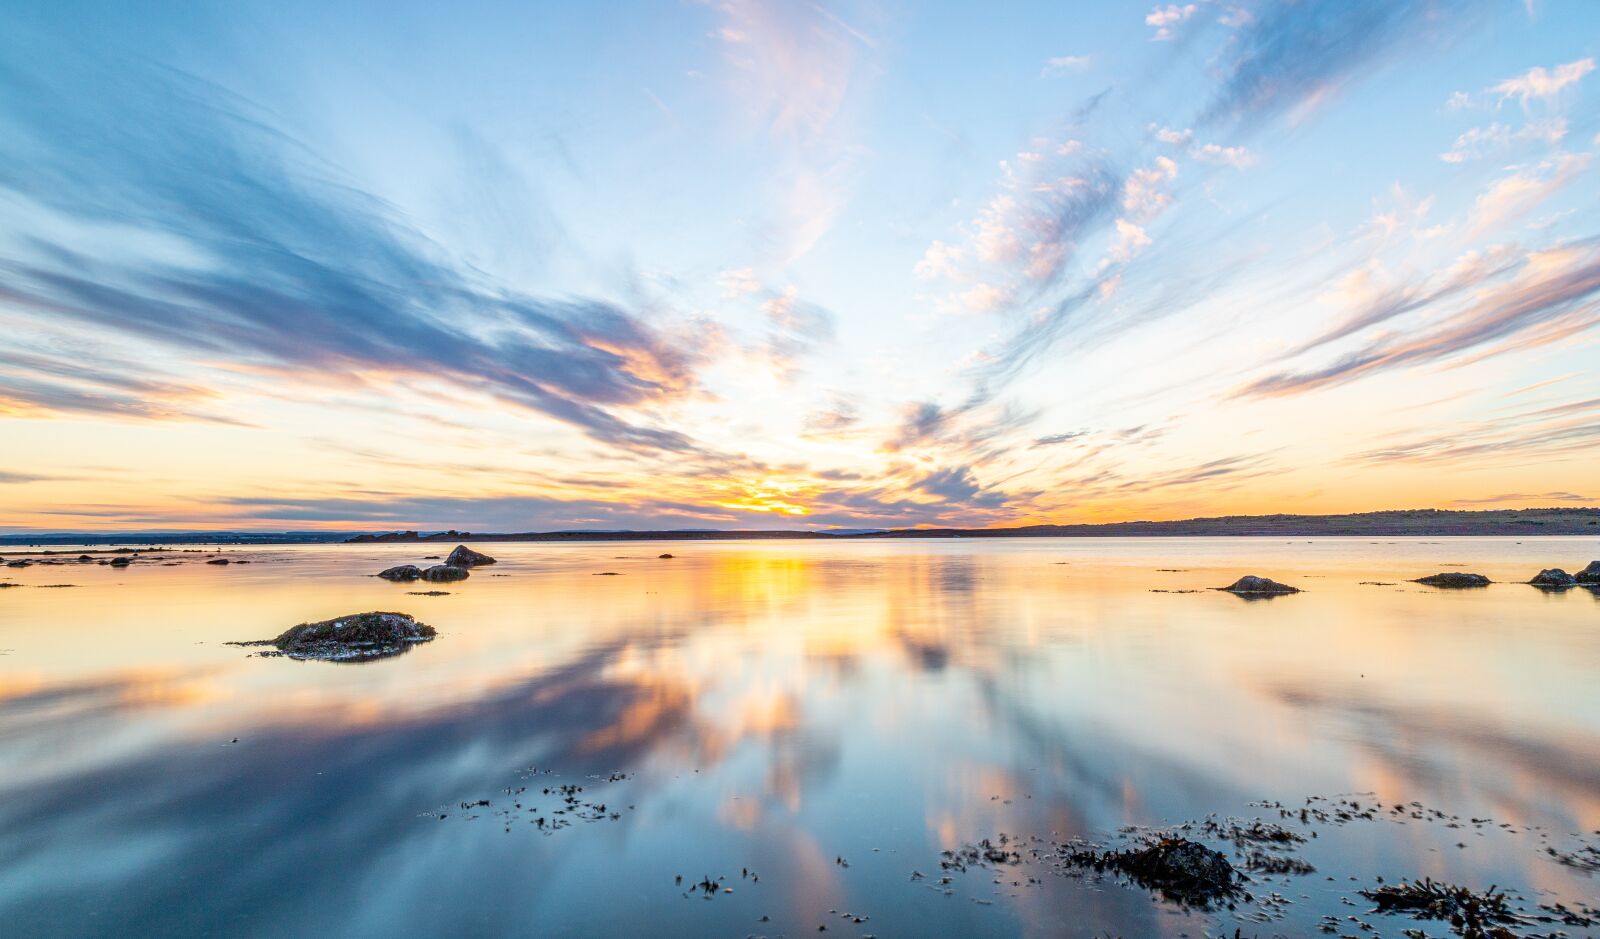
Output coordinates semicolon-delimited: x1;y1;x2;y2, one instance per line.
2;0;1599;531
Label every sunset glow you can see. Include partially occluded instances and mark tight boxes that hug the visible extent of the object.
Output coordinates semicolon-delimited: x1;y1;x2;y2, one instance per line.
3;1;1599;532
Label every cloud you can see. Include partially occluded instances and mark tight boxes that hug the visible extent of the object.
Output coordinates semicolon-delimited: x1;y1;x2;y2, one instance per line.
1191;142;1255;168
802;397;860;434
716;267;763;298
1239;241;1600;397
708;0;877;261
1107;218;1152;262
761;287;836;379
914;240;964;280
1469;153;1590;235
912;465;999;505
1201;0;1490;127
1441;118;1566;163
0;28;709;452
960;282;1013;313
1453;491;1593;505
1145;4;1197;41
1031;431;1087;447
1490;57;1595;107
0;470;50;484
1042;55;1092;75
916;141;1121;307
1122;156;1179;221
884;401;947;451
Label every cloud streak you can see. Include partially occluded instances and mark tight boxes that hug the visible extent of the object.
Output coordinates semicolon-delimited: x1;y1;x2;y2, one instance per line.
0;27;708;451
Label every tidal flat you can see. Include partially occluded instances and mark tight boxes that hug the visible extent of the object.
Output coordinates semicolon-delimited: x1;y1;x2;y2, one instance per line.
0;538;1596;937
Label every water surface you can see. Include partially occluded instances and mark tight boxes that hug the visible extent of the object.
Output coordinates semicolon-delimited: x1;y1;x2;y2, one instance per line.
1;538;1597;937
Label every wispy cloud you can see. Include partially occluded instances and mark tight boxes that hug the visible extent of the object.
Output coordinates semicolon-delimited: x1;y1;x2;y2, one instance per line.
1490;57;1595;107
707;0;879;261
1145;4;1196;42
1240;240;1600;397
1041;55;1092;75
0;29;709;451
1201;0;1490;127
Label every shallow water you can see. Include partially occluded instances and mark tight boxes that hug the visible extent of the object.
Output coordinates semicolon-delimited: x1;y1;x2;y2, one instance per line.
0;537;1596;937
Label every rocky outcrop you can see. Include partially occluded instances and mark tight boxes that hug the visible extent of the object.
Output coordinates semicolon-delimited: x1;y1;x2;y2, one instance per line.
1528;568;1576;588
1219;575;1300;594
1413;572;1490;588
377;564;423;582
421;564;470;583
1575;561;1600;584
445;545;496;567
232;611;436;661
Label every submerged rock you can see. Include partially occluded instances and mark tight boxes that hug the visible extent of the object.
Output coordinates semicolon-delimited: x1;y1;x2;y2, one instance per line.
1574;561;1600;584
1413;572;1490;588
1528;568;1576;588
232;611;436;661
377;564;423;582
206;558;232;565
445;545;496;568
1219;575;1299;594
658;553;675;559
421;564;470;583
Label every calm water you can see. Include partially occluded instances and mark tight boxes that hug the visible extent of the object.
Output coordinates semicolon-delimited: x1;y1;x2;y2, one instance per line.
0;538;1596;937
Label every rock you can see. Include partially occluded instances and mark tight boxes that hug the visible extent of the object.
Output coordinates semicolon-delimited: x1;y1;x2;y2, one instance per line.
421;564;470;583
206;558;232;565
658;553;674;559
1528;568;1576;588
77;555;94;562
232;611;436;661
1413;572;1490;588
1574;561;1600;584
1219;575;1299;594
108;557;132;568
5;560;30;568
445;545;496;567
377;564;423;582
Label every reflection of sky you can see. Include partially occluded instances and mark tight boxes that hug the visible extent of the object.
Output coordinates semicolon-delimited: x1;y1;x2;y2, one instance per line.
3;3;1600;531
0;539;1597;935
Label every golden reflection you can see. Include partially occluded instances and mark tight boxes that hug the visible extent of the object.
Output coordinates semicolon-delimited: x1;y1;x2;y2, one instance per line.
2;538;1599;933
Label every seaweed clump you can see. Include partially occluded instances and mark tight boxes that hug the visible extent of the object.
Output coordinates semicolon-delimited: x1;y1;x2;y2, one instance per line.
1361;878;1521;938
1061;837;1238;907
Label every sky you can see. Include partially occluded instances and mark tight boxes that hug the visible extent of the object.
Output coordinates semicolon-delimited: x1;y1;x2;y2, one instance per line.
1;0;1599;533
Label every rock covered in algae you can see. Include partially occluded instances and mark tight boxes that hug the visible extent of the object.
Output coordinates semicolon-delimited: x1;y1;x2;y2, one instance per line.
1219;575;1300;594
1413;572;1491;588
234;611;437;661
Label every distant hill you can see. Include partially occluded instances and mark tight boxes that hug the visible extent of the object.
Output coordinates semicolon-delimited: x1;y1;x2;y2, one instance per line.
5;508;1596;547
345;508;1600;543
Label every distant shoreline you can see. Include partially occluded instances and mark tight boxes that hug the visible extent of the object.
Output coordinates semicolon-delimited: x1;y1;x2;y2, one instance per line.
3;508;1597;546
